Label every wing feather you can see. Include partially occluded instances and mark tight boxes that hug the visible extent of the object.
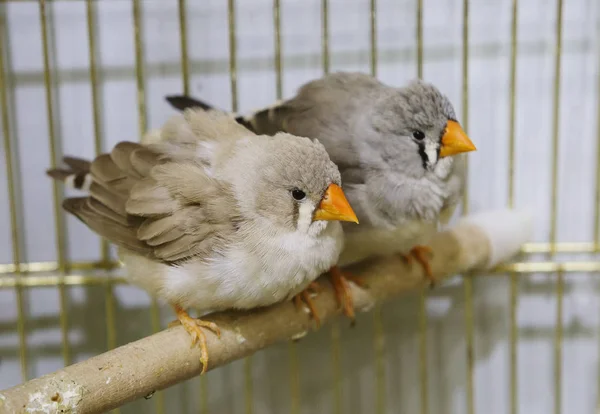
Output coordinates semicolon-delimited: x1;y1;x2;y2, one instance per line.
56;114;241;264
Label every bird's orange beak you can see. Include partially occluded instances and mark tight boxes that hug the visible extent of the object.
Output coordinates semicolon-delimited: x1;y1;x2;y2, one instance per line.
439;120;477;158
313;183;359;224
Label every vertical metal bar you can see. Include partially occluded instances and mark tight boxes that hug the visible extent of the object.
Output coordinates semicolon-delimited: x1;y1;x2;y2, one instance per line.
550;0;563;413
131;1;164;413
507;0;519;413
273;0;283;100
228;0;238;113
373;307;385;414
289;342;300;414
320;1;340;413
244;357;253;414
85;6;119;414
176;1;205;408
461;1;474;414
549;0;563;255
132;0;147;137
85;0;109;265
460;0;470;215
416;0;423;79
226;2;250;413
331;320;342;414
464;274;475;414
178;0;190;95
321;0;329;74
39;0;70;367
271;1;298;412
369;4;385;412
0;5;28;382
416;2;428;413
595;55;600;250
369;0;377;76
595;18;600;414
200;377;208;414
85;5;119;414
554;270;564;414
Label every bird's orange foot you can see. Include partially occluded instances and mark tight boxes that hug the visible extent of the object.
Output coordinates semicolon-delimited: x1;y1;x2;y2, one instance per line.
329;265;363;325
401;245;435;288
293;282;322;328
170;305;221;375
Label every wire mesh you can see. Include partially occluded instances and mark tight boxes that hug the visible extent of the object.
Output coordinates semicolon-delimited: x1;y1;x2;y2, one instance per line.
0;0;599;413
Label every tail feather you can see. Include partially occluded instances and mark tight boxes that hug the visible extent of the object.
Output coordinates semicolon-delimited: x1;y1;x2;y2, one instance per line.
47;156;94;192
165;95;216;112
165;94;287;135
63;156;91;173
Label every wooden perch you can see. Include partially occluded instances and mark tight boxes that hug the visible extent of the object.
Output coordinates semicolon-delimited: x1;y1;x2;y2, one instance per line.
0;209;532;414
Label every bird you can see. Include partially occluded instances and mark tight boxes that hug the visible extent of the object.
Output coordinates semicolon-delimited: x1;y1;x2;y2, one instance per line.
46;108;358;373
165;71;476;321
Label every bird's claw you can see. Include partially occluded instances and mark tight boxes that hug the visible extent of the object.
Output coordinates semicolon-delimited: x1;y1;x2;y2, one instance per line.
329;266;357;325
401;244;435;288
172;306;221;375
293;287;321;328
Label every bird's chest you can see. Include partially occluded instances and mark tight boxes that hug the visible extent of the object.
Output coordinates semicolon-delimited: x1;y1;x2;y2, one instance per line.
214;230;341;309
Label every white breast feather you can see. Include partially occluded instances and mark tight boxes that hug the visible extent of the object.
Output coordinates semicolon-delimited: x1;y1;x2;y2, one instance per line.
119;222;343;312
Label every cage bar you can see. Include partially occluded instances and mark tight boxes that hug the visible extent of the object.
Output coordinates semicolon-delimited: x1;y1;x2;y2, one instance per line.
38;0;71;368
225;1;254;412
321;0;329;75
507;0;519;412
178;0;189;95
460;1;475;413
550;0;564;412
84;0;119;377
131;1;165;412
415;1;429;413
2;242;599;276
368;3;386;413
0;5;28;382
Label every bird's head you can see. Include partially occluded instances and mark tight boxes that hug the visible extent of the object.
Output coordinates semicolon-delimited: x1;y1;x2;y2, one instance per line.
228;134;359;235
369;79;476;178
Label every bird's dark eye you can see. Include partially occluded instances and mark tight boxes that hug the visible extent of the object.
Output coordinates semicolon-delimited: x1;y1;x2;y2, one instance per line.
412;130;425;140
291;189;306;201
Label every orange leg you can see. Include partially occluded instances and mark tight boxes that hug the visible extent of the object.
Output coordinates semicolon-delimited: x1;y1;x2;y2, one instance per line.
169;305;221;374
329;265;366;324
401;245;435;287
293;286;321;328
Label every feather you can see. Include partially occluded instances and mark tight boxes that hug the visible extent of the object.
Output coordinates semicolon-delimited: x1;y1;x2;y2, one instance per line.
63;156;91;173
63;197;152;257
89;182;128;216
130;147;160;177
137;215;182;240
91;154;127;184
111;142;144;179
166;95;214;112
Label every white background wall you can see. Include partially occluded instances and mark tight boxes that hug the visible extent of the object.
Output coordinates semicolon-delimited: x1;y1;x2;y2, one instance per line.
1;0;599;413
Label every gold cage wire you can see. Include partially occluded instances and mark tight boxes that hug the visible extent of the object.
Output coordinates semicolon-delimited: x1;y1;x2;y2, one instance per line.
0;0;598;413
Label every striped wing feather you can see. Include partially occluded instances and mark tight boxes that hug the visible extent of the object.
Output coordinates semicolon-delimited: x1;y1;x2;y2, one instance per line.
63;141;237;264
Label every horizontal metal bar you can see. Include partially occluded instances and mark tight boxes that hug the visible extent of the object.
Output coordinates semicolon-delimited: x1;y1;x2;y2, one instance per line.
0;274;127;288
0;260;120;274
520;242;600;254
493;261;600;273
1;261;600;290
0;243;596;275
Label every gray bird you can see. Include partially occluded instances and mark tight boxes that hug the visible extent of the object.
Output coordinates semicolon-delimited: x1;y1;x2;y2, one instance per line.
47;109;358;373
166;71;476;320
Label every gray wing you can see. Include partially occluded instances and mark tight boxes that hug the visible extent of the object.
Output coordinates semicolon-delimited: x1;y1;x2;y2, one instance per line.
164;72;385;174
